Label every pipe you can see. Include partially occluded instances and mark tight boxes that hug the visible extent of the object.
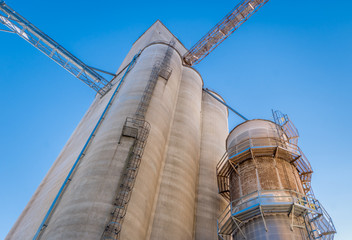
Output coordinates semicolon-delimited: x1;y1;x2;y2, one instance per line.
203;88;248;121
32;51;141;240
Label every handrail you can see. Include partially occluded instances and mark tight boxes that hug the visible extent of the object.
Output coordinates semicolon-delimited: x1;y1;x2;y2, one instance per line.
226;136;313;175
218;189;322;232
216;136;314;201
228;189;320;211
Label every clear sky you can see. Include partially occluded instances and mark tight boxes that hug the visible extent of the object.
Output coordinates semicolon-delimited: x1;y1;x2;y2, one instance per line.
0;0;351;239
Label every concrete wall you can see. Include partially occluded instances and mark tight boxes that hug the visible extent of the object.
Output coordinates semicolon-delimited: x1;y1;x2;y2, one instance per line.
119;43;184;240
6;79;115;240
6;20;231;240
148;67;203;240
194;91;228;240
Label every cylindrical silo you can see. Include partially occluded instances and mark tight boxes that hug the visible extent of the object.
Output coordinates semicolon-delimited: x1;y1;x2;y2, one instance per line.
38;42;183;239
6;21;188;240
226;119;308;240
195;90;229;240
118;42;184;240
148;66;203;240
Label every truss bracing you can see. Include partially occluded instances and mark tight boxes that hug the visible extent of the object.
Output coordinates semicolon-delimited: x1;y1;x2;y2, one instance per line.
0;1;112;95
183;0;269;66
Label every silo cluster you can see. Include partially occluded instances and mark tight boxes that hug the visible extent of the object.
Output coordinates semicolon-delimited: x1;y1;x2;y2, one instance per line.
6;21;335;240
6;21;228;240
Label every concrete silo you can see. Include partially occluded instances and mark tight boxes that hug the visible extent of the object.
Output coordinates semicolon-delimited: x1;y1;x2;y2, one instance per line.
6;21;228;240
3;9;336;238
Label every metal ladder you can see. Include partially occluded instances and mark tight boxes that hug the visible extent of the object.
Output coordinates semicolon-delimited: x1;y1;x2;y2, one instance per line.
101;40;175;240
101;118;150;239
32;52;140;240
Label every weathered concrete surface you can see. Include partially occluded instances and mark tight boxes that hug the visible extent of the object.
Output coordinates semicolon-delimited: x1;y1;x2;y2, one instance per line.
148;67;203;240
6;20;231;240
194;91;228;240
119;45;184;240
6;77;115;240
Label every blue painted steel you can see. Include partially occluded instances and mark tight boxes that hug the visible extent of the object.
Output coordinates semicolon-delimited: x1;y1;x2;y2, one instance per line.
203;88;248;121
232;203;260;216
228;145;294;159
32;51;141;240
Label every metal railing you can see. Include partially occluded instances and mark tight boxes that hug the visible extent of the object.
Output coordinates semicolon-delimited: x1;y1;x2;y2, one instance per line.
273;110;299;145
228;189;320;215
307;204;336;240
216;136;313;200
217;189;322;238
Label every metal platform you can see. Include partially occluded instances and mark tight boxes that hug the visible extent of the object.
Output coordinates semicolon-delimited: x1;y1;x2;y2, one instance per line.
217;190;322;239
216;137;313;201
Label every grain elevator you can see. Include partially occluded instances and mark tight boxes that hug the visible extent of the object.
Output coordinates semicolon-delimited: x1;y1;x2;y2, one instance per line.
6;21;229;240
1;0;336;239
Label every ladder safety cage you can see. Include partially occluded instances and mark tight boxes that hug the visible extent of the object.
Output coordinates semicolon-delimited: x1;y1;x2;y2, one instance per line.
0;1;112;95
101;41;176;240
271;110;336;239
32;52;140;240
272;110;299;145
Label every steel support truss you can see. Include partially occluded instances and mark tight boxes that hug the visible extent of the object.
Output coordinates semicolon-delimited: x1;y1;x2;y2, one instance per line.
0;1;112;95
183;0;269;66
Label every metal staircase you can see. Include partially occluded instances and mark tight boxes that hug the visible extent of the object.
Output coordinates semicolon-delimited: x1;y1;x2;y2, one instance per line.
306;204;336;240
216;111;336;239
272;110;336;240
272;110;299;145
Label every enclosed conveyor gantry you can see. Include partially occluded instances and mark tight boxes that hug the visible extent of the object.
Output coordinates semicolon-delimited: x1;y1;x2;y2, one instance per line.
183;0;269;66
0;0;113;95
0;0;270;94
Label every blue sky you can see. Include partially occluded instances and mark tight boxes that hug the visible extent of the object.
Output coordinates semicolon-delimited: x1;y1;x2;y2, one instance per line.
0;0;351;239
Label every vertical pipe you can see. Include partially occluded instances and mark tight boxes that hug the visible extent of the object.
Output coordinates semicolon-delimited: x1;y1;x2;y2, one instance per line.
33;51;140;240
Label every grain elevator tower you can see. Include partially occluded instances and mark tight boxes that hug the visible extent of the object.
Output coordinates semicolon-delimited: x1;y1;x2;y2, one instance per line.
1;0;336;239
6;21;228;240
